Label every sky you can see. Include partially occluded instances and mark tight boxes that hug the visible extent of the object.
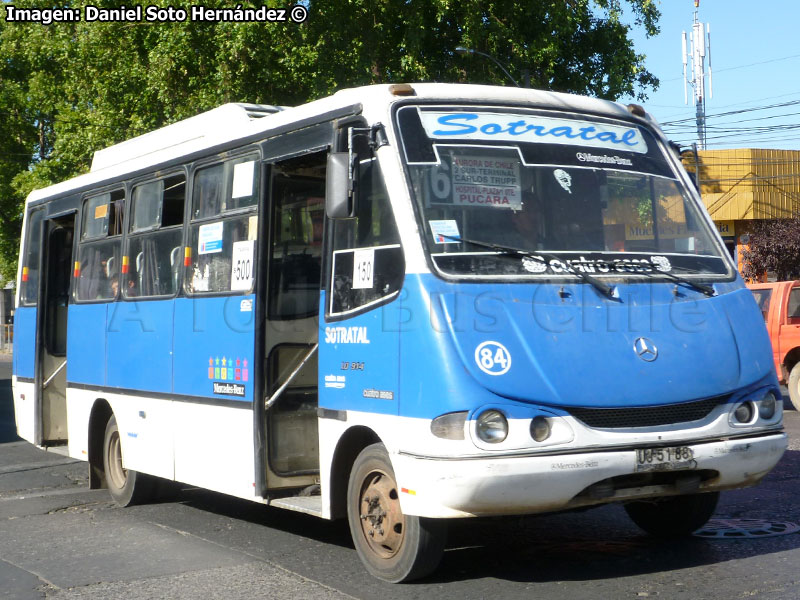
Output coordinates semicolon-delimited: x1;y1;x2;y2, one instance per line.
618;0;800;151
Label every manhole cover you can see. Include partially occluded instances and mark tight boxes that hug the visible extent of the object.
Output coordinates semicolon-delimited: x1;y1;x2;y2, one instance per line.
694;519;800;539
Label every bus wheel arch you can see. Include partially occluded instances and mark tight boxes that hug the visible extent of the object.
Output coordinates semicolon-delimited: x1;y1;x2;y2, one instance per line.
101;414;155;506
88;399;113;490
89;403;155;506
329;425;381;520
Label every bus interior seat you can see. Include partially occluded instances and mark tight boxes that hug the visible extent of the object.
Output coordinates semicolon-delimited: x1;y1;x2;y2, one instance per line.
136;251;145;292
542;168;604;250
170;246;181;292
105;255;116;279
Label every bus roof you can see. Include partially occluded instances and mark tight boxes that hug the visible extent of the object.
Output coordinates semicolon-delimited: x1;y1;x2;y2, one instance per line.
25;83;647;205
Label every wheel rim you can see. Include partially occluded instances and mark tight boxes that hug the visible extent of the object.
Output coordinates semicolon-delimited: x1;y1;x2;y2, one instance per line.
357;468;405;559
106;429;128;490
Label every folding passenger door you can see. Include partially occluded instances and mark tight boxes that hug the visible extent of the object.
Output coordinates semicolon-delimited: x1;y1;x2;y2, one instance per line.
261;148;328;493
35;212;76;445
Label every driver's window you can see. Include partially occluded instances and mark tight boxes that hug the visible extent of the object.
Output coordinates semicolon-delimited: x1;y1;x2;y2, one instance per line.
329;156;404;316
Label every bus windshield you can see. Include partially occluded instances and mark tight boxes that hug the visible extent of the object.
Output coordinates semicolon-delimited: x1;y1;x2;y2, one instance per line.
397;105;730;280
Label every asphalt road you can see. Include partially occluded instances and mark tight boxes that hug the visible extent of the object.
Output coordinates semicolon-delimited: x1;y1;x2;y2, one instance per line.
1;355;799;599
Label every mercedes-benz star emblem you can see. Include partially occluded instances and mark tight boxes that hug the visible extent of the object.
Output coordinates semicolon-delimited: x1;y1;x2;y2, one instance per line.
633;337;658;362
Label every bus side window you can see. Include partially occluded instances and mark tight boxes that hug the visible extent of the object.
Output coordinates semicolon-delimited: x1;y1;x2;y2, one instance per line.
192;163;224;220
76;189;125;301
20;208;45;306
127;175;185;298
329;157;404;315
186;154;259;294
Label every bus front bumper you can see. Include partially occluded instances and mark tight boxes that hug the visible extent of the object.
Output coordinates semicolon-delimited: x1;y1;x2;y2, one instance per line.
392;432;788;518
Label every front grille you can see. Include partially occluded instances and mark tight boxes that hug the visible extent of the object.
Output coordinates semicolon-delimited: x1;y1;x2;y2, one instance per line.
566;396;727;429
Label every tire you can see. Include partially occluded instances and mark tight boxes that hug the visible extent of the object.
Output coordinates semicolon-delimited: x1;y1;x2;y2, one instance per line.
347;443;446;583
787;363;800;410
102;415;153;507
625;492;719;538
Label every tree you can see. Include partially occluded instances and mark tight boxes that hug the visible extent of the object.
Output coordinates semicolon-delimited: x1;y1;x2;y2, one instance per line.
0;0;661;281
306;0;659;100
741;217;800;282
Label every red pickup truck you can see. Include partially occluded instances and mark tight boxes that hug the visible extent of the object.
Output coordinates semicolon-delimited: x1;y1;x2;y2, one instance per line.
748;280;800;408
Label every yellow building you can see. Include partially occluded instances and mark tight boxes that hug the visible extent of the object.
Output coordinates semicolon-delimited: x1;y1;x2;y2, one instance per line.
682;149;800;273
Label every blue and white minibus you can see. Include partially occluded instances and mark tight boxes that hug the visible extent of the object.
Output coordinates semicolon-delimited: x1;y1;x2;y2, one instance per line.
13;84;788;582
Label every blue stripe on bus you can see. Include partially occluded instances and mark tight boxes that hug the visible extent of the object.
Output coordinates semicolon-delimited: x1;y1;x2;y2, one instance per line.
106;300;175;393
67;303;109;386
12;306;36;379
65;296;255;403
172;295;255;403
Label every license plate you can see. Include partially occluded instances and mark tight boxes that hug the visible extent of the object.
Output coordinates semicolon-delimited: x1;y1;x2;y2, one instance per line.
635;446;695;472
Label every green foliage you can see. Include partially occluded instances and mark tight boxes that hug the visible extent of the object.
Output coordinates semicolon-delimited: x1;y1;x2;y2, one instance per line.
0;0;660;282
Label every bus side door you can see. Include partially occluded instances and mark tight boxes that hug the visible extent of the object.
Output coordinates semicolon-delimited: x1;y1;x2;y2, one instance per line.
261;150;328;491
36;212;76;445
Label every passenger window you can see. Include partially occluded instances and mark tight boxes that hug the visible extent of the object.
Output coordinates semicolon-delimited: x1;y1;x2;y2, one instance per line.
81;190;124;239
191;155;258;219
192;163;225;219
228;157;259;211
126;174;186;298
20;208;45;306
187;216;257;293
76;190;125;301
329;157;404;316
76;240;121;301
187;155;260;295
130;181;162;232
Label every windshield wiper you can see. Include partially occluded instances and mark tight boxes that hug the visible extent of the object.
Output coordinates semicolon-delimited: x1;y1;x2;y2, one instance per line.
438;235;717;298
640;264;716;297
437;234;617;299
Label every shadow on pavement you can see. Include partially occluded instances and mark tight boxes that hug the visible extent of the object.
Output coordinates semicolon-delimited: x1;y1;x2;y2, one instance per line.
0;379;21;444
166;448;800;586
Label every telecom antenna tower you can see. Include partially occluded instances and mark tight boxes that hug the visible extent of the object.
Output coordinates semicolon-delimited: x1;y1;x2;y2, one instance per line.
682;0;713;149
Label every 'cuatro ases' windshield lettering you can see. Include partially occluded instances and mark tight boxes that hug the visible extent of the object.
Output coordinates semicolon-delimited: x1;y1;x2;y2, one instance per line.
397;105;729;280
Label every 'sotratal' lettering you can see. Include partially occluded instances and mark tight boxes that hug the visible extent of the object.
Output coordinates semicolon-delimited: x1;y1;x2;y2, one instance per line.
324;326;371;345
420;111;648;154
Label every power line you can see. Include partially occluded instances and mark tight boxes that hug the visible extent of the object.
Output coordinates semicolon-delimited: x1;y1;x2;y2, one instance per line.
661;99;800;126
662;51;800;83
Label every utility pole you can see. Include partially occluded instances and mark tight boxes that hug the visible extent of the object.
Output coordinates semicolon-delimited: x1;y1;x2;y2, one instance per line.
682;0;713;150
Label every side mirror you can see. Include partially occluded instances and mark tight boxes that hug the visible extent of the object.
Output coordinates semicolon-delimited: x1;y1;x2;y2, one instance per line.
326;152;356;218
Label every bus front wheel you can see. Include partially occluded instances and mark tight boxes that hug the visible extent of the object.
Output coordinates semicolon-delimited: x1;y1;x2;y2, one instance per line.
102;415;153;507
346;443;446;582
624;491;719;537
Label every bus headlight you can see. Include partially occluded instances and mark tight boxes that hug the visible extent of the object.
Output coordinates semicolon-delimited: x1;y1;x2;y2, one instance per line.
759;392;777;420
476;410;508;443
430;411;467;440
530;416;552;442
733;401;755;424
